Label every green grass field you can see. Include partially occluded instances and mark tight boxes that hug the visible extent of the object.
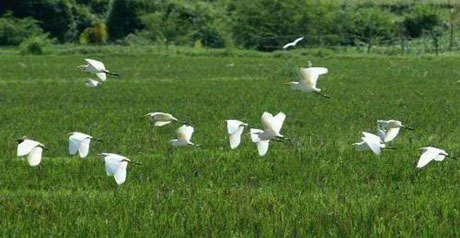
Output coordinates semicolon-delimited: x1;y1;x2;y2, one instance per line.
0;49;458;237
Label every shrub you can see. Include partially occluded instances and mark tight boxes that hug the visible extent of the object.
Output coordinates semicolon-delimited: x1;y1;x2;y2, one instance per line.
403;5;442;38
79;22;108;44
19;34;53;55
0;12;42;45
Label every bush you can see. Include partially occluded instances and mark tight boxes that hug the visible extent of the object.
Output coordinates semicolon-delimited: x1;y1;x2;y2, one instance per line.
79;22;108;44
138;1;225;48
403;5;442;38
107;0;150;40
19;34;53;55
0;12;42;45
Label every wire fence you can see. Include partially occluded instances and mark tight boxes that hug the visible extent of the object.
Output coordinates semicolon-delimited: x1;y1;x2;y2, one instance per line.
253;34;460;55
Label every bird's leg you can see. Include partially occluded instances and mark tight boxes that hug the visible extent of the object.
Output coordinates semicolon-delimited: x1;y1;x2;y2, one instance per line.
105;71;120;77
314;91;332;99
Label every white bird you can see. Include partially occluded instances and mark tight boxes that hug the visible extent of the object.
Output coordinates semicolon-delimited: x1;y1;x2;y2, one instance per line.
170;124;197;147
416;147;455;168
99;153;141;185
78;59;119;81
283;37;304;49
377;120;414;143
249;112;287;156
85;79;101;88
16;136;46;167
225;120;248;149
68;132;100;158
144;112;185;128
353;132;386;155
287;67;331;99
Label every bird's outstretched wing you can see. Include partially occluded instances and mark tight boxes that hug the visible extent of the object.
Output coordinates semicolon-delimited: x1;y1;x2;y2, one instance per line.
154;121;172;127
176;125;194;141
256;140;270;156
271;112;286;134
362;132;382;155
250;128;264;143
68;137;80;155
226;120;244;135
229;126;245;149
417;149;438;168
293;37;304;44
27;146;43;166
114;161;128;185
298;67;328;88
18;140;41;157
85;59;105;71
261;112;274;131
78;138;91;158
384;127;401;143
104;155;122;176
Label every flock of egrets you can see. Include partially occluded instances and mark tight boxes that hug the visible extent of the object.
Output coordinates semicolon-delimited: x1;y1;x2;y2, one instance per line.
15;45;456;185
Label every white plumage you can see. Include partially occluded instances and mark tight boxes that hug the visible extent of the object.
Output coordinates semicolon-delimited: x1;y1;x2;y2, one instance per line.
225;120;247;149
68;132;93;158
416;147;449;168
17;137;45;167
283;37;304;49
249;112;286;156
170;125;195;147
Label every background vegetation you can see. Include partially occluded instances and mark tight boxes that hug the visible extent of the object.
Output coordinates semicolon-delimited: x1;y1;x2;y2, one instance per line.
0;0;459;53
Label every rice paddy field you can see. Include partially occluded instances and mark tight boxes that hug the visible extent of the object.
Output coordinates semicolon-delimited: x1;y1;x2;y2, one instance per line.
0;48;458;237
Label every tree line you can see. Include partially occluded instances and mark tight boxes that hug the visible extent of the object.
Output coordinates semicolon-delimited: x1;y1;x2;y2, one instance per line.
0;0;458;51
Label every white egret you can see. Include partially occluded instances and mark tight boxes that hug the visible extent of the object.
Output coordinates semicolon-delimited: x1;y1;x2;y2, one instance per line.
287;67;331;99
225;120;248;149
68;132;101;158
170;124;197;147
16;136;46;167
283;37;304;49
249;112;287;156
99;153;141;185
416;147;455;168
377;120;414;143
353;132;386;155
144;112;185;128
79;59;119;81
85;79;101;88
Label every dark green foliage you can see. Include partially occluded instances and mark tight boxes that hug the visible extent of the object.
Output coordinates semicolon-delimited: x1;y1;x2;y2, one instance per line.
139;1;225;48
19;34;53;54
0;0;95;42
403;5;442;38
106;0;150;40
0;12;42;46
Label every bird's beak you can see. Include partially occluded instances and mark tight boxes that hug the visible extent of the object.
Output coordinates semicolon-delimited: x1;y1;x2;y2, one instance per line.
284;82;291;85
446;155;457;160
403;125;415;130
130;161;142;165
93;138;103;143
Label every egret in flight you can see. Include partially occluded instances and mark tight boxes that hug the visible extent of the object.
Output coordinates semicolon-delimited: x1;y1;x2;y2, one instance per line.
225;120;248;149
353;132;386;155
283;37;304;49
79;59;119;81
85;79;101;88
68;132;101;158
16;136;46;167
144;112;186;128
377;120;414;143
287;67;331;99
99;153;141;185
170;124;197;147
249;112;287;156
416;147;455;168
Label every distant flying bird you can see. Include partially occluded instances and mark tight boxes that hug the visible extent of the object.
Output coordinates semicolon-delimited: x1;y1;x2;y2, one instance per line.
79;59;119;81
16;136;46;167
377;120;414;143
68;132;101;158
144;112;185;128
225;120;248;149
249;112;287;156
85;79;101;88
170;124;197;147
353;132;386;155
416;147;455;168
99;153;141;185
283;37;304;49
287;67;331;99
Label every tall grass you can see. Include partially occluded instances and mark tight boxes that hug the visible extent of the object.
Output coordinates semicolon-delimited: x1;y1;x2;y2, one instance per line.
0;50;458;237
